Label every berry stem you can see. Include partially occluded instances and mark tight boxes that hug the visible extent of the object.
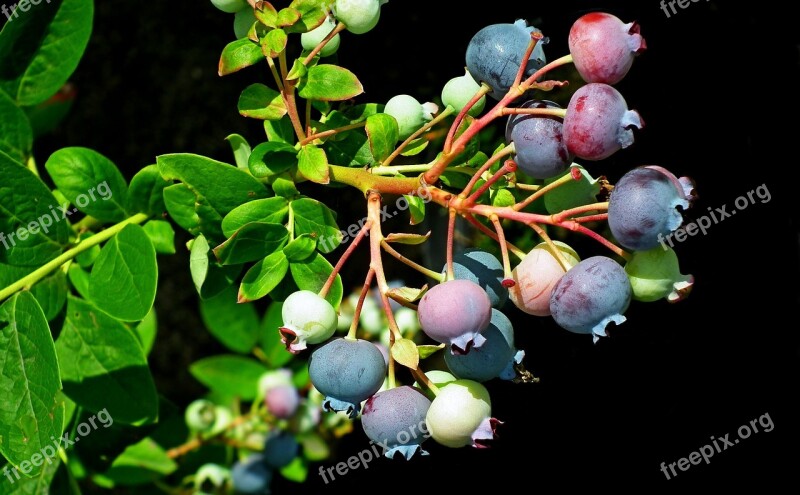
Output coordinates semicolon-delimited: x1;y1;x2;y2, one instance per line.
443;83;491;154
459;143;515;200
551;202;609;223
529;222;571;271
557;220;631;260
319;220;371;298
388;330;397;389
512;30;545;88
463;213;526;260
348;268;375;340
489;214;514;283
513;165;580;211
572;212;609;223
367;192;403;339
499;107;567;118
299;120;367;146
445;208;457;280
302;22;346;65
265;57;285;92
463;159;517;206
380;240;445;282
383;106;455;167
410;368;439;396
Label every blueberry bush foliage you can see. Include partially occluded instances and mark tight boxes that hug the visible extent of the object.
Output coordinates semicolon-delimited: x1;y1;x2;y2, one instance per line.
0;0;696;493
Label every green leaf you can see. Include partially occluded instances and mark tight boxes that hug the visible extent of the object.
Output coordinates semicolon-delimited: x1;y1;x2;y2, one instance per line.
134;307;157;356
492;188;516;208
286;58;307;81
280;457;308;483
67;264;90;299
0;292;63;475
0;0;93;105
189;234;242;300
254;2;278;27
343;103;382;123
44;147;129;222
88;224;157;322
238;83;288;120
418;344;445;359
213;222;289;265
30;268;67;321
259;301;293;367
323;130;373;167
387;285;427;305
1;456;60;494
384;231;430;245
298;65;363;101
56;296;158;425
401;137;430;157
289;252;342;309
282;234;316;261
287;0;330;33
127;165;169;216
271;175;300;198
0;151;69;266
239;250;290;303
261;28;288;58
226;134;252;170
102;437;177;486
0;263;31;290
290;198;341;253
218;39;263;76
264;118;296;144
391;338;419;370
404;195;425;225
248;141;298;178
142;220;176;255
200;285;259;353
189;356;268;401
157;153;269;237
0;88;33;163
75;231;100;267
162;183;200;236
366;113;399;162
222;197;290;238
297;145;330;184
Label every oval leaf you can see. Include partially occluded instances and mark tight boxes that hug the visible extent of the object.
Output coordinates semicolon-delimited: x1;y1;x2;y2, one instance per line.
297;145;329;184
248;141;297;178
239;83;288;120
222;197;290;238
366;113;399;162
88;224;158;322
0;88;33;163
219;39;263;76
213;222;289;265
298;64;363;101
190;234;242;300
239;250;290;302
282;234;316;261
385;231;430;245
55;296;158;426
127;165;170;216
0;292;64;474
189;355;269;401
44;147;129;222
290;198;341;253
262;28;288;58
0;0;93;105
391;338;419;370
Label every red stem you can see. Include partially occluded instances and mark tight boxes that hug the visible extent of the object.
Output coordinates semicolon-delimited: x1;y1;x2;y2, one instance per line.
320;220;371;298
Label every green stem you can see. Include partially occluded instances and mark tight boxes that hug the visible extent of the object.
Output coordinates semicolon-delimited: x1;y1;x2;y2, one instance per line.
380;239;445;282
0;213;149;303
369;163;434;176
382;106;455;167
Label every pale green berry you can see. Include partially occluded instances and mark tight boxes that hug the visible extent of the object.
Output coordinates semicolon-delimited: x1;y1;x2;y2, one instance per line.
211;0;248;14
625;246;694;302
185;399;217;433
385;94;431;140
334;0;381;34
425;379;498;448
442;70;486;116
280;290;338;353
194;463;231;494
301;16;341;57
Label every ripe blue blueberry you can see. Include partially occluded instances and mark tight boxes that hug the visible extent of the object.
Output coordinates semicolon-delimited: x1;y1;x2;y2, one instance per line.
466;19;547;100
231;454;273;494
550;256;632;342
361;386;432;460
608;166;694;250
308;338;387;418
262;430;299;469
506;100;573;179
444;309;524;382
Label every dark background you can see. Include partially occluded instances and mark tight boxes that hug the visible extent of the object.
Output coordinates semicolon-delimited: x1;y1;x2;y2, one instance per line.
21;0;800;491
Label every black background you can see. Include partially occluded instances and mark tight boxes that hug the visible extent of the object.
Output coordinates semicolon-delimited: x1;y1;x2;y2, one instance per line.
19;0;800;491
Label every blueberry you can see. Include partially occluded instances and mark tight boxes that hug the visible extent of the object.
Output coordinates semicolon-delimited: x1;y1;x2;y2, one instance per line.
279;290;337;354
506;100;573;179
444;309;523;382
361;386;432;459
442;248;508;308
625;246;694;302
417;279;492;354
425;379;499;448
569;12;646;84
231;454;273;494
262;430;299;469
